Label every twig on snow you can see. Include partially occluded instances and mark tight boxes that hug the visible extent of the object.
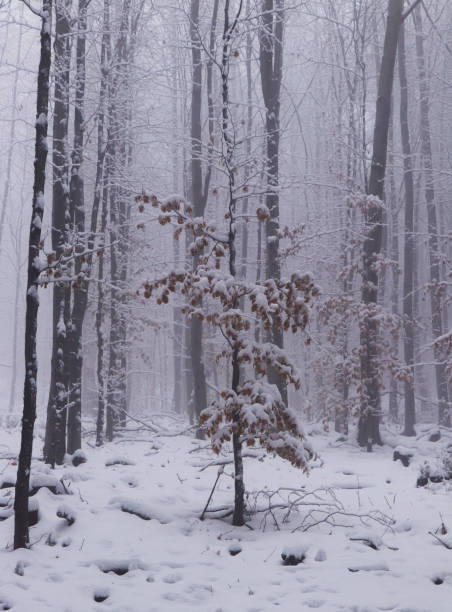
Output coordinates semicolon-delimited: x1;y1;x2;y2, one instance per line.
200;465;224;521
429;531;452;549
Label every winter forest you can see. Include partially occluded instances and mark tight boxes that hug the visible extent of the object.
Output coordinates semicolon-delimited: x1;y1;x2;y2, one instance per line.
0;0;451;609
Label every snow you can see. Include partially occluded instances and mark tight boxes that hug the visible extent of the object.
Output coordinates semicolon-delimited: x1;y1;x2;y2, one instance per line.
394;445;415;456
35;193;45;212
35;114;47;128
0;426;452;610
27;285;39;304
32;214;41;230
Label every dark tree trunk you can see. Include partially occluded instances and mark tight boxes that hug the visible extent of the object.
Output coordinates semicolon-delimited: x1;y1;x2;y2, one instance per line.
184;202;194;422
44;0;72;466
259;0;287;405
171;51;183;415
255;218;262;344
232;345;244;527
358;0;403;450
184;316;194;423
221;0;245;527
67;0;88;455
92;0;110;446
96;173;109;446
398;21;416;436
173;239;183;414
413;5;450;427
240;0;252;285
14;0;52;549
106;152;119;441
189;0;208;435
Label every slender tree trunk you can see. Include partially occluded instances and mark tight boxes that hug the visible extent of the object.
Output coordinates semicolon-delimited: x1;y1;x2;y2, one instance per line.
398;21;416;436
173;239;183;414
259;0;287;405
189;0;208;435
388;117;399;423
67;0;88;454
105;0;132;440
91;0;110;445
413;176;429;417
14;0;52;549
44;0;72;465
96;172;108;446
184;187;194;422
8;229;23;416
106;155;119;441
8;155;27;419
358;0;403;450
413;5;450;427
171;47;183;415
255;219;262;344
240;0;252;284
220;0;245;526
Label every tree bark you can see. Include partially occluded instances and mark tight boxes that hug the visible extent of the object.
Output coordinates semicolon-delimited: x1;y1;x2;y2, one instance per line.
189;0;208;435
259;0;287;405
105;0;132;440
358;0;404;450
413;5;450;427
387;116;399;423
96;167;109;446
67;0;88;454
44;0;72;466
240;0;252;285
221;0;245;526
14;0;52;549
398;21;416;436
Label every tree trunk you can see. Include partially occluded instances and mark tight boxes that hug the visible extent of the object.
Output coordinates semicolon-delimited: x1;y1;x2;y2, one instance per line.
14;0;52;549
67;0;88;454
358;0;403;450
388;117;399;423
413;5;450;427
259;0;287;405
96;168;109;446
91;0;111;445
44;0;72;466
106;155;119;441
398;21;416;436
221;0;245;526
8;162;27;418
189;0;208;435
171;44;183;415
240;0;252;285
105;0;132;440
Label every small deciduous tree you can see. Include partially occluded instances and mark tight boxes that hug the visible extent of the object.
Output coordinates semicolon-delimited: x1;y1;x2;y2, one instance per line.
139;194;317;526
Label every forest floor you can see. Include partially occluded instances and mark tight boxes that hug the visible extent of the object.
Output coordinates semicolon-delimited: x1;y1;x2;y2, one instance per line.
0;419;451;611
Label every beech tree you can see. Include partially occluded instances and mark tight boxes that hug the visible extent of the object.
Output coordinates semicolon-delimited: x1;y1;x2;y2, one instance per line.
139;192;317;524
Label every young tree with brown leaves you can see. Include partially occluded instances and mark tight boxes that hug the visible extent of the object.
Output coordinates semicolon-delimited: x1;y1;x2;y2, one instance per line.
138;189;318;525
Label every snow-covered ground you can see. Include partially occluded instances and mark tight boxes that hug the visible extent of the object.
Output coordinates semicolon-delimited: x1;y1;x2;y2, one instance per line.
0;422;451;611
